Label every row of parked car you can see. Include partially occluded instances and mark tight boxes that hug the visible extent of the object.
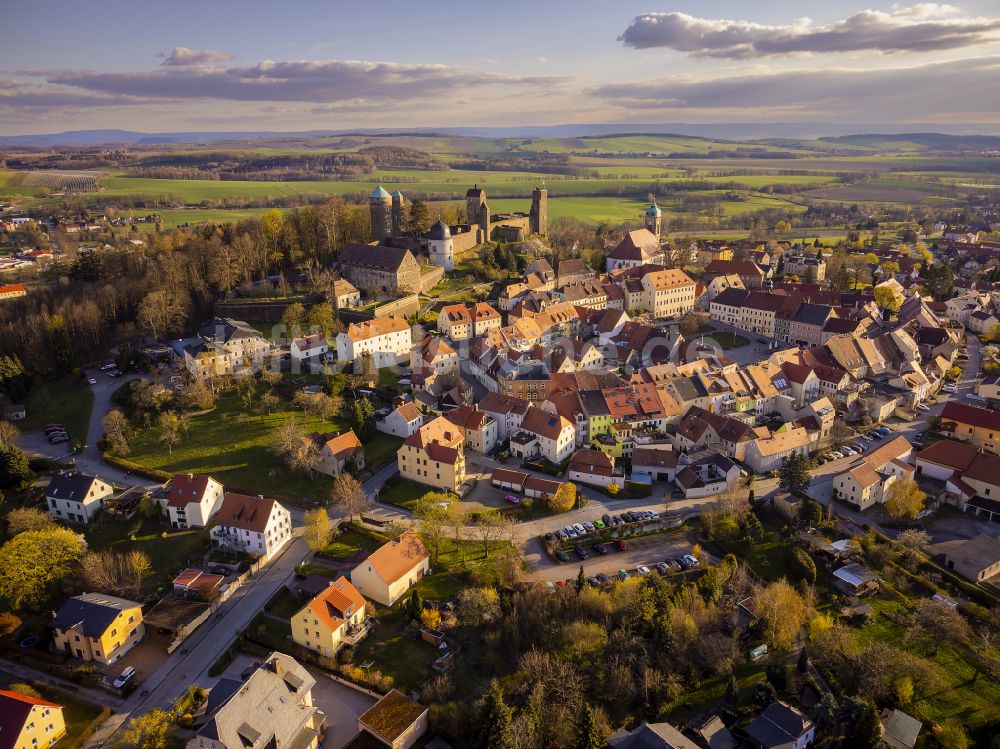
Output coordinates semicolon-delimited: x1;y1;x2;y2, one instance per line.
44;423;69;445
548;555;701;590
815;426;893;464
548;510;661;544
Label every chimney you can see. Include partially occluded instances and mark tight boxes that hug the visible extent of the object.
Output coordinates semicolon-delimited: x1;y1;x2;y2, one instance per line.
271;656;282;674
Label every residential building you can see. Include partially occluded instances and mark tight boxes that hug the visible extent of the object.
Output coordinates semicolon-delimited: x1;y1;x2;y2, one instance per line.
497;360;551;401
184;318;273;378
172;569;224;600
437;304;474;341
50;592;144;664
709;287;750;328
968;309;999;335
291;576;369;658
397;415;466;492
189;653;324;749
46;472;113;524
510;405;576;464
607;722;699;749
698;273;744;311
444;404;498;454
0;283;27;300
338;243;422;294
306;430;365;476
943;533;1000;582
354;690;428;749
560;279;608;310
377;402;424;438
641;268;698;318
290;334;328;362
782;252;826;282
210;492;292;560
788;304;835;348
744;427;811;474
336;315;411;368
832;436;913;511
333;278;362;309
631;445;679;482
674;452;741;499
568;448;625;489
556;258;594;286
410;335;458;376
350;531;430;607
705;259;768;289
939;402;1000;454
472;302;503;335
0;690;66;749
165;473;224;529
479;391;530;440
744;701;815;749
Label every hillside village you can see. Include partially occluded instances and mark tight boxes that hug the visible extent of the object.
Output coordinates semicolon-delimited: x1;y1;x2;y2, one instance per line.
4;186;1000;749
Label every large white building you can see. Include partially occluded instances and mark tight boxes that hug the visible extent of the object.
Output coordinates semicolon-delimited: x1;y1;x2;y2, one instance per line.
183;318;273;378
164;473;225;528
46;473;114;524
336;315;412;368
210;492;292;560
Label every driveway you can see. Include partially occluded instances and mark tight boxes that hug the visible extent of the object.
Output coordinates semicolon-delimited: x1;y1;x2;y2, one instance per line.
307;671;377;749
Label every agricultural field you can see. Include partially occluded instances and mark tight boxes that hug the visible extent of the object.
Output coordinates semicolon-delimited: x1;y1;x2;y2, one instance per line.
147;207;275;228
6;170;99;191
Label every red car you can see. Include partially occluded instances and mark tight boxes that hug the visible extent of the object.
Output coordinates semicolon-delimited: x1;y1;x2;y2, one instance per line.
616;540;630;551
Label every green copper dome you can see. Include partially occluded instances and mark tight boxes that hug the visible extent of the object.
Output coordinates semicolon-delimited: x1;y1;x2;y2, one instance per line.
371;185;391;200
646;200;661;217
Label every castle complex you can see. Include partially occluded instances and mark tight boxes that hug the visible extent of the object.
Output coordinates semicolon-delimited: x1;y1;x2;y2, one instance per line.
368;183;548;272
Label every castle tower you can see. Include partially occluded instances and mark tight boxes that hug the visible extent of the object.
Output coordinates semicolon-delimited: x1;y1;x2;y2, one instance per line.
427;219;455;271
645;198;662;237
530;185;548;235
479;201;491;243
466;185;486;228
369;185;392;242
391;190;406;236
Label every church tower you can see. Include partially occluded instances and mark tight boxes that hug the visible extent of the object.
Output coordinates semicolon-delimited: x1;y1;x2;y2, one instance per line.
645;198;662;237
369;185;392;242
391;190;406;236
530;185;548;235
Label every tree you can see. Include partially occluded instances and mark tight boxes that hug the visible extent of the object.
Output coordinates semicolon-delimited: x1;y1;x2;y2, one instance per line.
724;674;738;704
409;588;424;621
80;550;152;599
0;447;31;488
897;528;931;549
178;379;216;411
102;409;131;456
303;508;333;552
280;302;307;336
778;452;810;494
408;200;430;236
420;607;441;629
547;482;577;513
797;645;809;674
456;587;500;625
606;482;619;496
575;566;586;594
6;507;55;536
798;497;824;527
471;512;514;559
756;579;809;651
351;397;376;438
330;474;370;521
874;286;901;314
885;478;926;520
790;547;817;585
121;708;173;749
575;704;602;749
846;701;882;749
480;679;514;749
0;527;87;610
0;421;20;450
414;493;457;565
908;598;971;655
136;290;188;340
0;612;22;636
157;412;182;454
6;682;41;698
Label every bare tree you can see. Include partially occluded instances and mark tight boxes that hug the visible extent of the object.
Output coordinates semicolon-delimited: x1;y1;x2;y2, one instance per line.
101;409;131;457
0;421;20;450
6;507;55;536
157;412;182;455
81;550;153;599
470;511;514;559
330;474;370;521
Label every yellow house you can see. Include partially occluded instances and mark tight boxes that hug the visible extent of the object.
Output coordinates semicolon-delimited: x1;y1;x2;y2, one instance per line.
833;462;897;511
291;576;368;658
0;689;66;749
397;415;466;492
50;592;144;664
350;531;430;607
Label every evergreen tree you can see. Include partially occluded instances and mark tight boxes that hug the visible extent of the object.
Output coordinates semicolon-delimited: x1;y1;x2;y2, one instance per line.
409;588;423;621
481;679;514;749
0;447;30;488
575;565;586;594
845;701;882;749
724;674;739;705
408;200;430;236
575;704;602;749
778;452;811;494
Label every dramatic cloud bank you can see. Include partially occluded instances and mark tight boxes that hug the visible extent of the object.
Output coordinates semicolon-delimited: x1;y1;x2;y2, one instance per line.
618;4;1000;58
590;56;1000;119
38;58;563;105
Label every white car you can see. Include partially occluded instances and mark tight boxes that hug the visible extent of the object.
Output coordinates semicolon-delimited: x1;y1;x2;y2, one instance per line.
636;565;651;576
916;403;931;412
830;451;844;459
841;447;857;456
682;554;700;567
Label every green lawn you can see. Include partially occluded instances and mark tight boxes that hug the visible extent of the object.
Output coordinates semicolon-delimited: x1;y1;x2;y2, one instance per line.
83;514;211;592
266;587;305;619
248;612;293;651
707;331;751;349
127;389;348;504
20;376;94;448
364;433;403;473
323;525;386;558
377;478;438;510
352;602;439;693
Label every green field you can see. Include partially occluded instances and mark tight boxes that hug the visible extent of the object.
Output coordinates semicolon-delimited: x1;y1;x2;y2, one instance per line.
20;376;94;448
151;208;275;228
126;389;402;504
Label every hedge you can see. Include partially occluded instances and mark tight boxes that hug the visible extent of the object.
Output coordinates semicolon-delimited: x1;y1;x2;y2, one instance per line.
101;453;172;482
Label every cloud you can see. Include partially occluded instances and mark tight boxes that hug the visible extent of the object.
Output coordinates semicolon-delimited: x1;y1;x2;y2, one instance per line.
618;4;1000;58
37;58;565;106
161;47;234;66
589;56;1000;118
0;80;149;110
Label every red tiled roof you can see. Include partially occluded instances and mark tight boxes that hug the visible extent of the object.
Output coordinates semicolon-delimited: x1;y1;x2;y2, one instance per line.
941;402;1000;432
167;473;215;509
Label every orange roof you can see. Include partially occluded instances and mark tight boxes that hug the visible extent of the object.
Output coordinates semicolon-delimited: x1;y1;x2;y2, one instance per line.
167;473;216;508
304;576;366;631
393;402;423;423
0;283;26;293
314;430;363;461
363;531;428;585
473;302;501;321
216;492;280;533
345;315;409;342
644;268;696;290
440;303;472;323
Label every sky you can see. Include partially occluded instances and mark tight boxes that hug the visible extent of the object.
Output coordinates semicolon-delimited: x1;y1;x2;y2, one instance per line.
2;0;1000;134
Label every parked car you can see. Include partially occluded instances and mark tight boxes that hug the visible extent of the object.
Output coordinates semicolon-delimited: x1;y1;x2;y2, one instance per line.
682;554;700;567
916;403;931;412
555;530;568;541
113;666;136;689
876;427;892;435
655;562;670;575
596;572;610;586
601;514;613;526
593;543;608;555
616;540;629;551
592;519;605;530
587;576;600;588
48;433;69;443
842;447;857;456
618;569;630;581
555;550;570;563
87;378;97;385
665;559;682;572
211;566;230;576
853;443;867;452
505;494;520;505
636;565;651;576
583;521;595;533
575;546;589;560
573;523;586;535
563;526;577;538
830;451;844;459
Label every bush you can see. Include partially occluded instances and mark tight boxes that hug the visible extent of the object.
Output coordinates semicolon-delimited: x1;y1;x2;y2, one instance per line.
101;454;172;482
790;547;817;585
